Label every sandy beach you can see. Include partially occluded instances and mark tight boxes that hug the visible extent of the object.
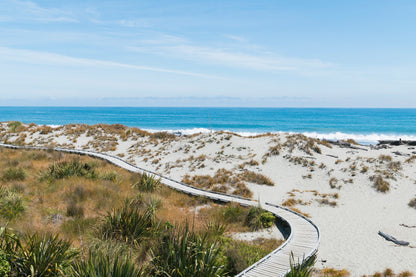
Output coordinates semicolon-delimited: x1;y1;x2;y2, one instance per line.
1;122;415;275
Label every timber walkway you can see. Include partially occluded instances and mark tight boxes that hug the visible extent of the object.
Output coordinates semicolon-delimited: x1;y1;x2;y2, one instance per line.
0;143;320;277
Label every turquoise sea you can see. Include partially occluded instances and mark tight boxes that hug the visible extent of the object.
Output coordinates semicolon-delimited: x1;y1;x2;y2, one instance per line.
0;107;415;144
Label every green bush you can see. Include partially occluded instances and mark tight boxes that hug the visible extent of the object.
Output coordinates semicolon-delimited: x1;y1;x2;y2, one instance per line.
41;159;98;182
0;188;25;220
133;173;161;192
7;121;21;132
150;225;226;277
0;249;10;276
0;228;77;277
222;238;272;275
72;249;146;277
100;201;154;245
221;203;246;223
285;253;316;277
245;206;275;231
2;167;26;182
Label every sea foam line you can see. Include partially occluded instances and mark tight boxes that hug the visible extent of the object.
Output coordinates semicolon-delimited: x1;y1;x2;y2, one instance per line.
144;128;416;144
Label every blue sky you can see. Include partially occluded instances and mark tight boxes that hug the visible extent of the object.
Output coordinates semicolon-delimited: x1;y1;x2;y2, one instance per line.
0;0;415;107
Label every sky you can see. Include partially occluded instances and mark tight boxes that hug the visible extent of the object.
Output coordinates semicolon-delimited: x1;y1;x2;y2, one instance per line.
0;0;415;107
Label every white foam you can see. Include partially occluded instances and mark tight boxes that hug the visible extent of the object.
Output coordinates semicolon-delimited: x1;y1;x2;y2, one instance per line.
301;132;416;144
142;128;415;144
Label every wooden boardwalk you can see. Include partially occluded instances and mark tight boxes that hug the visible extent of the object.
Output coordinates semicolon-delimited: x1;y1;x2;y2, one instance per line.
0;143;320;277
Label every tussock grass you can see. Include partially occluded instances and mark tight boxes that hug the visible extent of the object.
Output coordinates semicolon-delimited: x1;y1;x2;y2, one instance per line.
2;167;26;182
371;175;390;193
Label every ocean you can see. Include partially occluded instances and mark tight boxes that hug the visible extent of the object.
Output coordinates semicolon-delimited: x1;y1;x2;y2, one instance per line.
0;107;415;144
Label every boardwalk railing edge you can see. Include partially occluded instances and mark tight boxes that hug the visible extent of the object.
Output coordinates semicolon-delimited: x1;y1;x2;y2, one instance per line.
0;143;320;276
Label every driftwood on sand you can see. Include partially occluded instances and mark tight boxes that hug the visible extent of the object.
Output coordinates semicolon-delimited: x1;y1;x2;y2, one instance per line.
378;231;410;246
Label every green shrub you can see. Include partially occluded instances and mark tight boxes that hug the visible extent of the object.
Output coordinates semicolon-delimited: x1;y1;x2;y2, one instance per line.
100;201;154;245
245;206;274;231
41;159;98;182
0;228;77;277
0;188;25;220
150;225;226;277
286;253;316;277
0;249;10;276
72;249;146;277
2;167;26;182
7;121;21;132
132;173;161;192
221;203;246;223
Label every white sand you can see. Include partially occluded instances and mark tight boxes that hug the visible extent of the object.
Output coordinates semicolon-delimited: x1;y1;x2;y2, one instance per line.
1;123;415;275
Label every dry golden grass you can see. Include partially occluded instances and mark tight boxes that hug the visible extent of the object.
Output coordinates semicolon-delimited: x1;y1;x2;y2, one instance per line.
371;175;390;193
318;268;350;276
0;148;260;248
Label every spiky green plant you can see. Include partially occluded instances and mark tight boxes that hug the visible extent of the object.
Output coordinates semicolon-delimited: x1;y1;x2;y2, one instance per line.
133;173;161;192
72;249;146;277
0;188;25;220
100;200;154;245
0;228;77;277
285;252;316;277
41;159;98;182
150;224;226;277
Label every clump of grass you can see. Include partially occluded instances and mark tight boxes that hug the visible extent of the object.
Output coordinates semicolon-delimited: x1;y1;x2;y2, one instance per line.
372;175;390;193
245;206;274;231
239;171;274;186
379;155;392;163
0;228;77;277
286;253;316;277
7;121;22;132
73;247;145;277
150;224;226;277
100;201;155;245
133;173;161;192
66;201;84;218
319;267;351;276
101;171;122;184
0;187;25;220
2;167;26;182
150;131;176;140
361;166;369;173
41;159;98;181
408;197;416;209
329;177;340;189
223;237;282;276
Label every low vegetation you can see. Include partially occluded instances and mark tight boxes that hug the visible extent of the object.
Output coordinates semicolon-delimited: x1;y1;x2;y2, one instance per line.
371;175;390;193
0;147;282;276
409;197;416;209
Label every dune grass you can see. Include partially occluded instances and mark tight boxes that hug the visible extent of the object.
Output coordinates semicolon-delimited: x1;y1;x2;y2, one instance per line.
0;147;281;276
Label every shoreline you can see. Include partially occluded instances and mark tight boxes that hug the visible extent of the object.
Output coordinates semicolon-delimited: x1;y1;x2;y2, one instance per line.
0;122;415;275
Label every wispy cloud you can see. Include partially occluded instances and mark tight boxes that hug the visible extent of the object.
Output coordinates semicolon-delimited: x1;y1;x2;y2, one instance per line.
0;46;225;79
128;36;333;72
1;0;77;23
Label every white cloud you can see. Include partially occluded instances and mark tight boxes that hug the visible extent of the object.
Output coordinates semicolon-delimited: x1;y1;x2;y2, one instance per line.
0;46;225;79
128;36;333;72
3;0;77;23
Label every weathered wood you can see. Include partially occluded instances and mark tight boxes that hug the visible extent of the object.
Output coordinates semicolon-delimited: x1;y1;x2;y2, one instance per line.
378;231;410;246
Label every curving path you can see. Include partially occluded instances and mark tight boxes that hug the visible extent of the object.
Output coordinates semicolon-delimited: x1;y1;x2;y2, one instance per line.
0;143;320;277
